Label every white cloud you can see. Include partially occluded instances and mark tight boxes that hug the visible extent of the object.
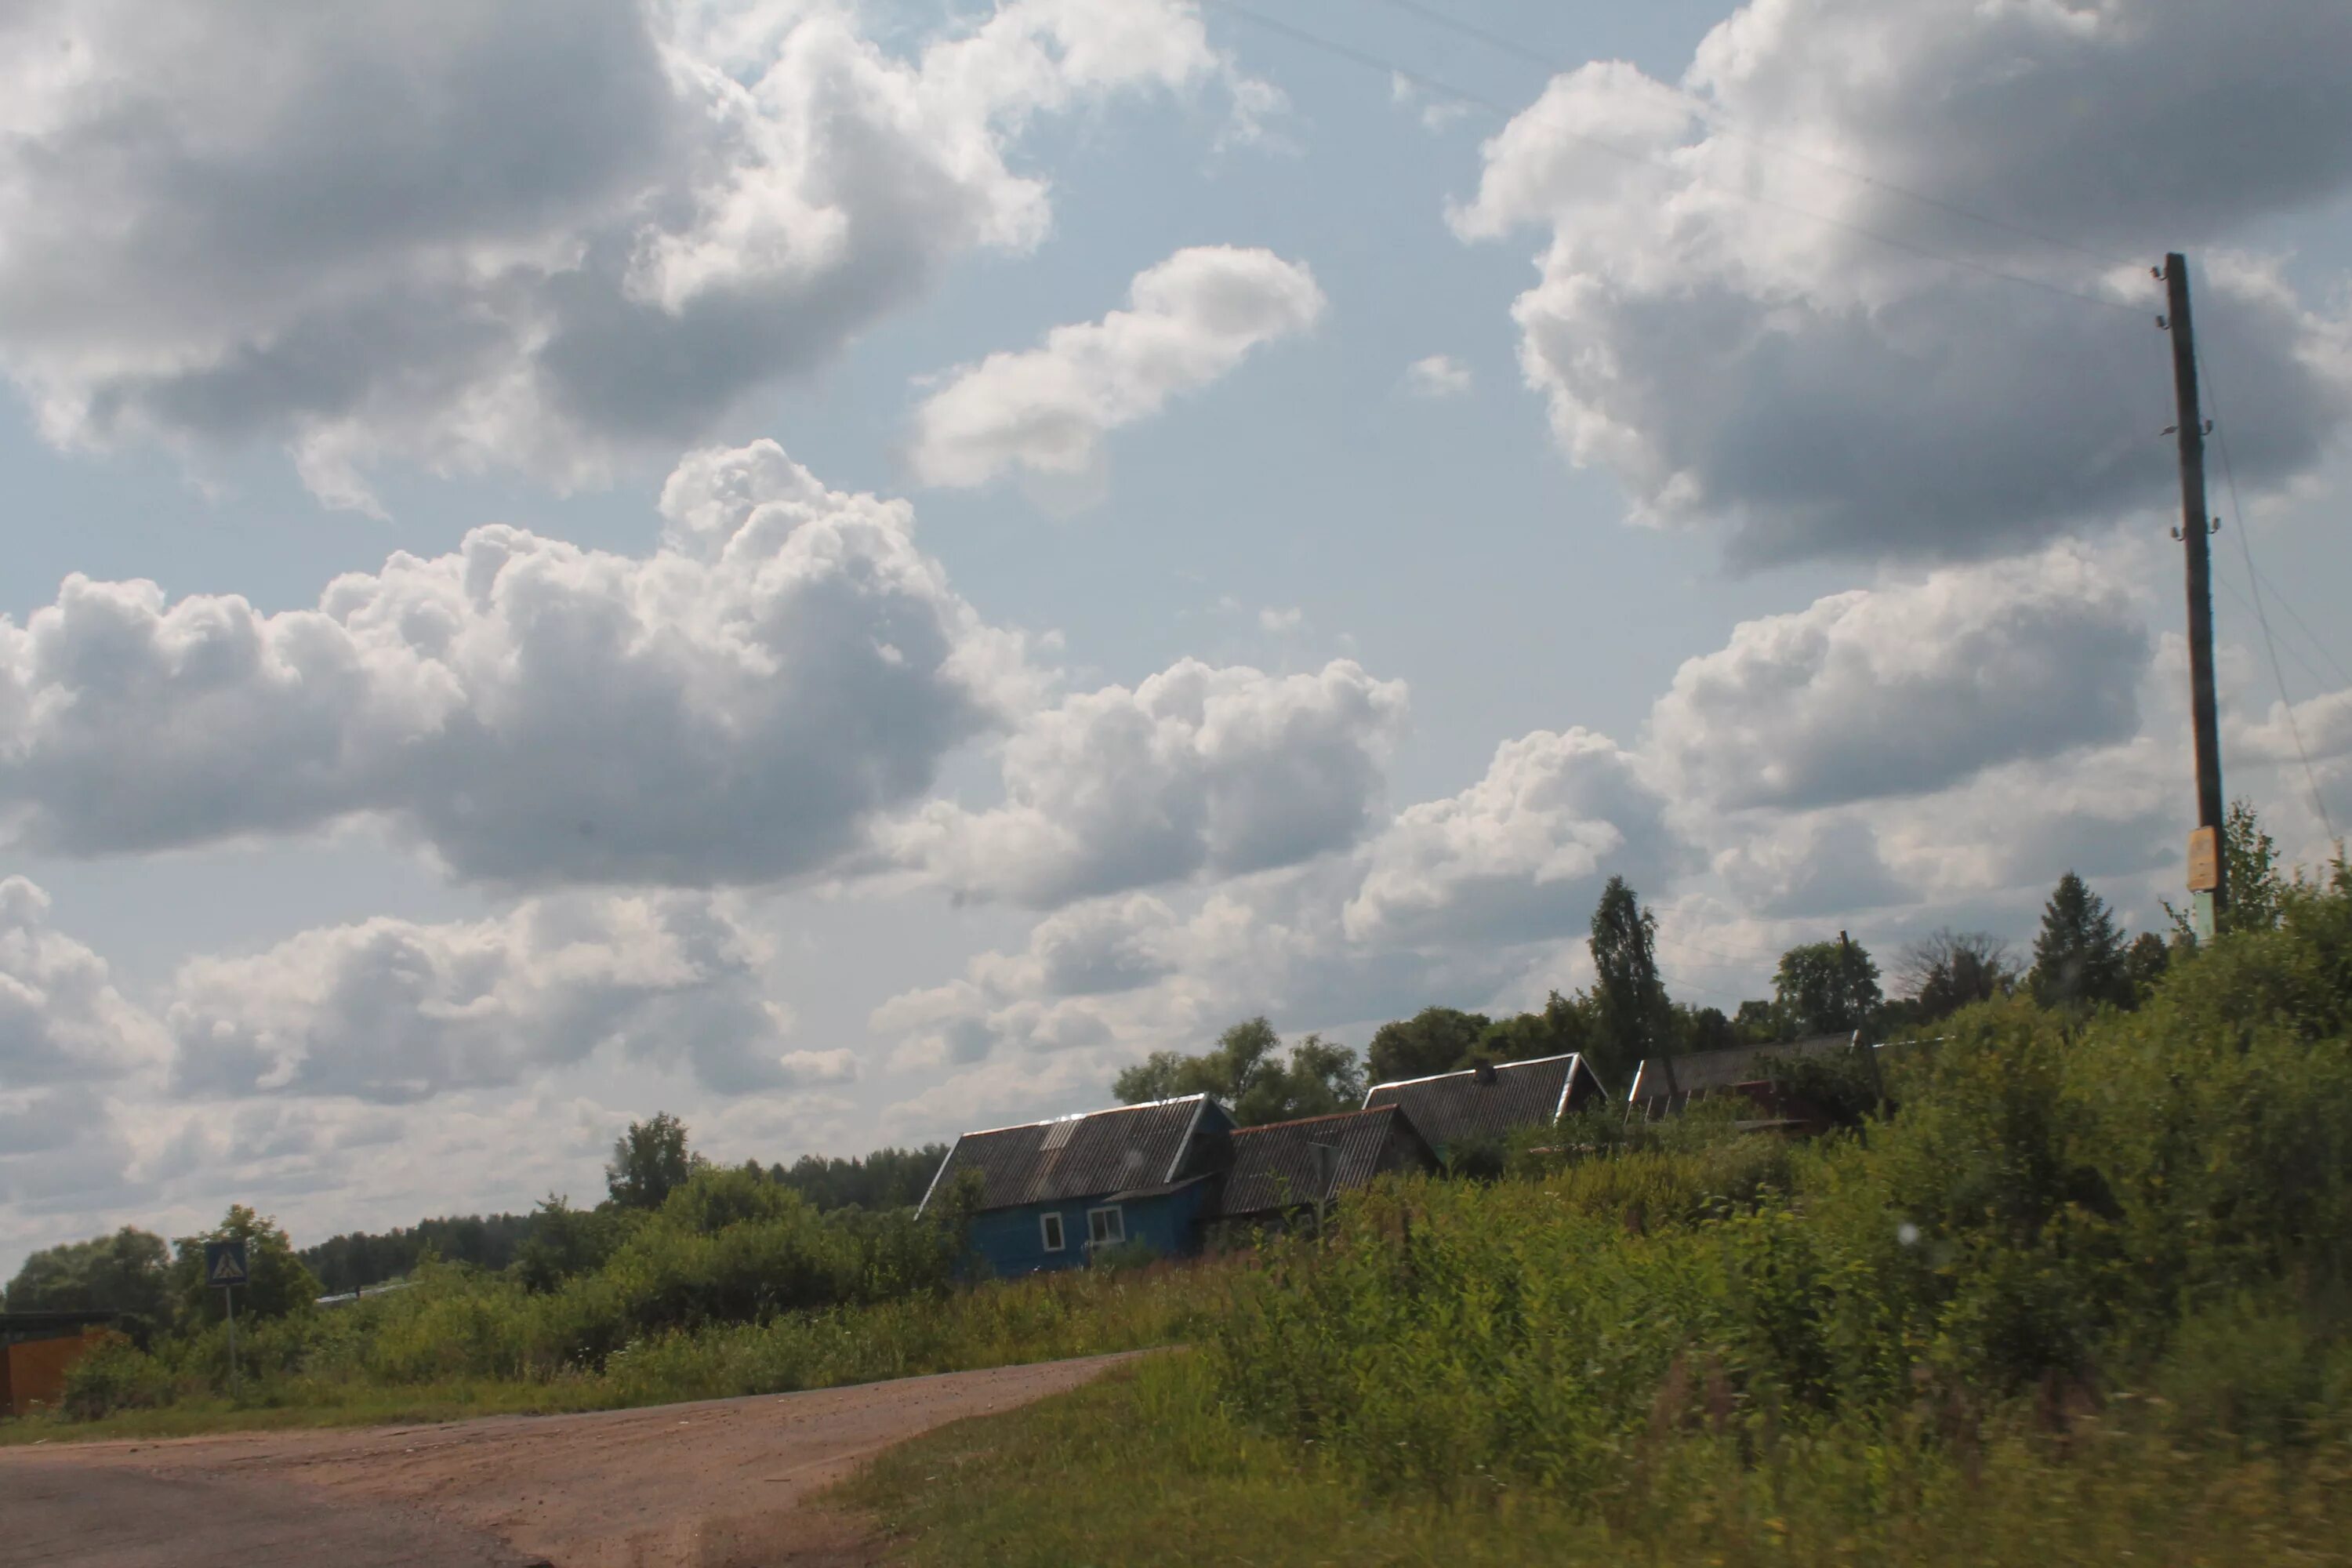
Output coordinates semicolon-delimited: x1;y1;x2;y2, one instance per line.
873;723;1682;1125
0;879;870;1274
1258;604;1304;633
0;877;167;1089
1344;728;1675;946
906;245;1326;488
165;891;808;1102
1391;71;1472;132
1403;354;1472;398
1452;2;2352;565
0;0;1242;509
886;657;1406;907
1645;546;2151;811
0;441;1030;885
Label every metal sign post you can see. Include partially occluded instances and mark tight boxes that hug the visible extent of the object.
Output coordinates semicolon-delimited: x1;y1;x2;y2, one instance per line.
204;1240;250;1398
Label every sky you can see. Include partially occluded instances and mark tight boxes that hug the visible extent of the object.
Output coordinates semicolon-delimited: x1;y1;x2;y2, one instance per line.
3;0;2349;1275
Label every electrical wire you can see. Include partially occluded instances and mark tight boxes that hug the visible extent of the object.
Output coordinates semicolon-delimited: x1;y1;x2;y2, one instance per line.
1197;0;2151;315
2214;567;2341;708
1364;0;2145;274
2246;554;2352;691
2193;329;2341;846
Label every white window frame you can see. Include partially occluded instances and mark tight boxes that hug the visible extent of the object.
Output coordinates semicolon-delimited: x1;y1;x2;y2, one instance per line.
1086;1205;1125;1248
1040;1212;1066;1253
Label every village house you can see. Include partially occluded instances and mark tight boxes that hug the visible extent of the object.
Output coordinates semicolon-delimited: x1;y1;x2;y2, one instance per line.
1361;1052;1608;1160
1211;1105;1437;1234
1624;1034;1873;1132
916;1094;1235;1276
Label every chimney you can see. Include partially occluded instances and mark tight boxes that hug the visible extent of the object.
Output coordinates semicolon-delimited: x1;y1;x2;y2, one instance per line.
1473;1059;1497;1086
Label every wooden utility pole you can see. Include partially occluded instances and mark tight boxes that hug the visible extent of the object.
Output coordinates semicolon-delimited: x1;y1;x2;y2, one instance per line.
2161;253;2227;935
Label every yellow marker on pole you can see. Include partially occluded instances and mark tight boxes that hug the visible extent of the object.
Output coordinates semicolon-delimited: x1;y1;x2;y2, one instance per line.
2187;826;2220;939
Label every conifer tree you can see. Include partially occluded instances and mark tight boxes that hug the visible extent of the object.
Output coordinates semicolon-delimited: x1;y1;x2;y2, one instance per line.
2028;871;2130;1011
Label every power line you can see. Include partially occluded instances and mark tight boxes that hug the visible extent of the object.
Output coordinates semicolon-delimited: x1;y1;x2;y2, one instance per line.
2246;554;2352;691
1365;0;2143;275
2214;565;2341;707
2194;332;2340;845
1200;0;2151;315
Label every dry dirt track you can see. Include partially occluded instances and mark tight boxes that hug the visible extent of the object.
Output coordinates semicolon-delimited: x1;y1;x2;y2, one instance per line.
0;1352;1145;1568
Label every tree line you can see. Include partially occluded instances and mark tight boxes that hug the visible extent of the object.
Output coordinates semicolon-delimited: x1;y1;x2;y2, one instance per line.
4;1120;949;1316
1112;803;2289;1125
10;804;2290;1315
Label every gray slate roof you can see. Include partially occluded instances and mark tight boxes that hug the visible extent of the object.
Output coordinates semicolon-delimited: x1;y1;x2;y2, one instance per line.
1361;1053;1602;1149
1626;1034;1858;1110
918;1095;1225;1215
1214;1105;1436;1221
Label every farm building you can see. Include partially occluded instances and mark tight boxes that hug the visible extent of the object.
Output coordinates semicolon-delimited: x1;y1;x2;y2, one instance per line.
1362;1053;1607;1159
1624;1034;1872;1129
917;1094;1234;1276
1212;1105;1437;1232
1;1311;119;1416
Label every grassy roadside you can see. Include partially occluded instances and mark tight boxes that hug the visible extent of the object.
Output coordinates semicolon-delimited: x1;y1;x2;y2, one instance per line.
843;1353;2352;1568
0;1259;1225;1445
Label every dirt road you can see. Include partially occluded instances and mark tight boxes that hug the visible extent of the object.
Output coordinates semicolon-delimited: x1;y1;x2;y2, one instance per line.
0;1352;1142;1568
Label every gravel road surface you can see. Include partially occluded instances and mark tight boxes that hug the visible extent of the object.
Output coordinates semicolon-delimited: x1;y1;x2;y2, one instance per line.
1;1352;1142;1568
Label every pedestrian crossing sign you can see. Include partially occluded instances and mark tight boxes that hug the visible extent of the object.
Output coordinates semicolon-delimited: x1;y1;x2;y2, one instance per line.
205;1239;249;1288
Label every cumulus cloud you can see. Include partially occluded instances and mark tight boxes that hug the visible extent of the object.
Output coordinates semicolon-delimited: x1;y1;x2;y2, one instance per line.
1344;728;1675;946
0;877;165;1088
0;441;1029;885
0;881;166;1236
165;891;808;1101
906;245;1326;488
873;721;1683;1116
0;0;1242;508
886;658;1406;907
1453;0;2352;565
1646;547;2151;811
1403;354;1472;397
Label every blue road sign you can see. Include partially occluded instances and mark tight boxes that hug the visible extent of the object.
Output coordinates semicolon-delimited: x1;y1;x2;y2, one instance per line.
204;1239;249;1289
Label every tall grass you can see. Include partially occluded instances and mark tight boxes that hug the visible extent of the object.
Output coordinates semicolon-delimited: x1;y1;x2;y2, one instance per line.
1204;868;2352;1512
31;1159;1232;1439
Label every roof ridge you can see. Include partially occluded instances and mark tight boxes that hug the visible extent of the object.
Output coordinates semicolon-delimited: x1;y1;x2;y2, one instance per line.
1231;1106;1388;1134
1363;1052;1577;1097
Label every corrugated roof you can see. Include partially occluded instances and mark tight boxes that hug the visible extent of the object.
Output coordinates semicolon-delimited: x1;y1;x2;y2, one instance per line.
918;1095;1225;1214
1626;1034;1858;1109
1361;1054;1601;1149
1214;1105;1435;1220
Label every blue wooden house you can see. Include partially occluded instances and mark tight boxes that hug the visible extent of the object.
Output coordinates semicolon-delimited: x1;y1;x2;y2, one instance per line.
916;1094;1234;1276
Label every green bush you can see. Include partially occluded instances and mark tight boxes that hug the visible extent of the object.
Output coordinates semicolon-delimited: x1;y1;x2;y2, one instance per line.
1209;868;2352;1505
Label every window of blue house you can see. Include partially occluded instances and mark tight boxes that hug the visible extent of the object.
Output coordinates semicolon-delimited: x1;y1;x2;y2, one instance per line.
1087;1206;1124;1247
1040;1213;1065;1252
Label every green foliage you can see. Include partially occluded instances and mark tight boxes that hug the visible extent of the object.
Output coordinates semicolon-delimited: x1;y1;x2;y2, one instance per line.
2220;796;2288;934
1588;876;1668;1085
4;1225;175;1327
1897;927;2016;1022
769;1143;947;1212
2122;929;2170;1004
849;1348;2352;1568
1481;989;1599;1065
513;1193;639;1292
1365;1007;1492;1085
302;1212;533;1295
2031;870;2131;1011
606;1111;700;1209
1203;870;2352;1508
1115;1017;1366;1125
45;1243;1230;1432
1773;934;1883;1037
172;1207;319;1325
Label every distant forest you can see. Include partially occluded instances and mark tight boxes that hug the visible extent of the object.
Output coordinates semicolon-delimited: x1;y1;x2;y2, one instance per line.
296;1143;949;1294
